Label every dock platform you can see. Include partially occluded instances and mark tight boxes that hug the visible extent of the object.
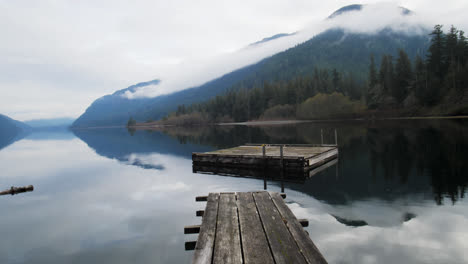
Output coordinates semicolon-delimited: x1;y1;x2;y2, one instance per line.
192;144;338;175
184;191;328;264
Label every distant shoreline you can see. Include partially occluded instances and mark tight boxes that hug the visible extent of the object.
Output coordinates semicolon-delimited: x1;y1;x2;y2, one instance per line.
124;115;468;129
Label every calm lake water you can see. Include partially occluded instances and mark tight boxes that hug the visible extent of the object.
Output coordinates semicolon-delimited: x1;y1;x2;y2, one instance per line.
1;120;467;264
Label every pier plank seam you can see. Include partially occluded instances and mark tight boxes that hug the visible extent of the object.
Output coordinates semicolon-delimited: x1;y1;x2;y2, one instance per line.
237;192;275;264
188;191;327;264
213;193;242;263
252;192;307;264
270;193;328;264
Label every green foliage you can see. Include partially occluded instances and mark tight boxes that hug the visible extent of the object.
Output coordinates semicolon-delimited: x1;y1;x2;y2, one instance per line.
369;54;378;87
160;112;210;126
260;104;296;120
161;24;467;123
296;93;366;120
367;24;468;107
394;49;412;102
160;67;364;123
427;25;446;80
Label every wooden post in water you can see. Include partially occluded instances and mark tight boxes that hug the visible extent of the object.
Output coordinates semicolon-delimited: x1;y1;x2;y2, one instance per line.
334;129;338;146
321;129;324;145
280;145;284;193
263;145;267;190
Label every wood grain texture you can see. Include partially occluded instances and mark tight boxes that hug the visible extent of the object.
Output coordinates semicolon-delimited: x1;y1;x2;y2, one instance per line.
213;193;242;264
189;191;328;264
270;192;328;264
253;192;307;264
192;145;338;174
193;193;219;264
237;192;274;264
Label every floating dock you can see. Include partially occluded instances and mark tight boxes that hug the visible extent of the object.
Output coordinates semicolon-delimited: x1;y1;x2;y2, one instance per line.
184;191;328;264
193;158;338;183
192;144;338;177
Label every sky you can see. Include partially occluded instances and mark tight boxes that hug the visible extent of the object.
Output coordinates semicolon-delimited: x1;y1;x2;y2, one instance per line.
1;0;468;121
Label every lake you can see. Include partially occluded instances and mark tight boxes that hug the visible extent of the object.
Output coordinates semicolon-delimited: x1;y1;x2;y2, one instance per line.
0;119;467;264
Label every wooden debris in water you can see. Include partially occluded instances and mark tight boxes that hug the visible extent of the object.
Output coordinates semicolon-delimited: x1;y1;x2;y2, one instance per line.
0;185;34;196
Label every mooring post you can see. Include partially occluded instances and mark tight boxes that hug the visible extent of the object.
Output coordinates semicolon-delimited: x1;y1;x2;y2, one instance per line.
321;129;324;145
280;145;284;193
335;129;338;146
263;144;267;190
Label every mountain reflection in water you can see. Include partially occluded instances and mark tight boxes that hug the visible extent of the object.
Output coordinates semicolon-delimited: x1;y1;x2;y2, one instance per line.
0;119;466;264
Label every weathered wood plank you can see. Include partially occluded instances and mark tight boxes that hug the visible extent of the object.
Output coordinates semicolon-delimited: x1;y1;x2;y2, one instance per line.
184;225;201;234
270;192;328;264
298;219;309;227
196;210;204;217
193;193;219;264
185;241;197;251
213;193;242;264
253;192;307;264
196;196;208;202
306;149;338;169
237;192;274;264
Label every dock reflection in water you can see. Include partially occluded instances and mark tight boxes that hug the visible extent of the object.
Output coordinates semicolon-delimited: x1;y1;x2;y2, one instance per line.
0;119;466;264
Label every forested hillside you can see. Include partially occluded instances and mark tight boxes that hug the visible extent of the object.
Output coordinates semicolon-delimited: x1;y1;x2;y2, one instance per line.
152;25;468;125
0;114;30;150
74;5;429;127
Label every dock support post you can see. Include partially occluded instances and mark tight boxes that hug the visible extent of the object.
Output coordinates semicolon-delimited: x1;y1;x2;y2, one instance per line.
321;129;324;145
334;129;338;146
280;145;284;193
263;145;267;190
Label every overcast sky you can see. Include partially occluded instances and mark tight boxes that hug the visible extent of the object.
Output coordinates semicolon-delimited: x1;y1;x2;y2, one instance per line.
1;0;467;121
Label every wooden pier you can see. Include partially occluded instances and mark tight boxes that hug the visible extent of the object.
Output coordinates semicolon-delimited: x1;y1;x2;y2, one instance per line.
184;191;328;264
192;144;338;175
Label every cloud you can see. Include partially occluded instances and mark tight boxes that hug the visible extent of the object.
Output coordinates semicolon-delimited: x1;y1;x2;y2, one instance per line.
123;2;435;99
1;0;468;119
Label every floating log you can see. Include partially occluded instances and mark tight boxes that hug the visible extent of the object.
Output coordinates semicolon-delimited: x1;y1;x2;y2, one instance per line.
0;185;34;196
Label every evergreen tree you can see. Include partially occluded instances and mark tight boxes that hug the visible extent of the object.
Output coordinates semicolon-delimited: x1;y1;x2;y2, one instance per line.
369;54;378;87
394;49;413;103
427;25;446;80
414;55;427;104
457;31;467;67
445;25;458;64
379;55;395;95
332;68;341;93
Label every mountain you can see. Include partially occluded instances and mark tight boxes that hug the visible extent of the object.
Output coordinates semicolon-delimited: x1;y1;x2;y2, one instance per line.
327;4;364;19
25;117;75;128
221;28;429;90
73;4;429;127
327;4;411;19
248;33;295;47
72;128;212;169
0;114;30;150
73;65;262;127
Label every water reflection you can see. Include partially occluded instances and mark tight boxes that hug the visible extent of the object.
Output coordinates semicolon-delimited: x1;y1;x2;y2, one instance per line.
150;120;468;206
1;120;467;264
72;129;212;169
